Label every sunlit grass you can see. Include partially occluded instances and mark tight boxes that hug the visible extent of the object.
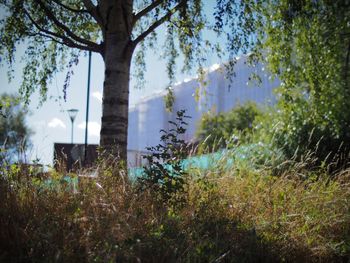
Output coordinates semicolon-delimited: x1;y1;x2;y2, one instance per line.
1;153;350;262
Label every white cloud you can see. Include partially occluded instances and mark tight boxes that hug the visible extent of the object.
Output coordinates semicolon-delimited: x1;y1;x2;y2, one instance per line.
48;118;66;129
78;121;101;137
92;91;102;102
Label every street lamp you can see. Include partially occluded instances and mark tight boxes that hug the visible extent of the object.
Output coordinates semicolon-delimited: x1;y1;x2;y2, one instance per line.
67;109;79;144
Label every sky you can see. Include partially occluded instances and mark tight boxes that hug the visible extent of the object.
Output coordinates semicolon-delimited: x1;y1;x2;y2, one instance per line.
0;15;224;166
1;46;195;165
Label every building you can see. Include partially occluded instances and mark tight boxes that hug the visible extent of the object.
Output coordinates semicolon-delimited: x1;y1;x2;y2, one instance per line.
127;56;279;167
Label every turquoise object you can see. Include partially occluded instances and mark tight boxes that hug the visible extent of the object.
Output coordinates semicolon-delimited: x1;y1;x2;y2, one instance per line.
128;143;279;179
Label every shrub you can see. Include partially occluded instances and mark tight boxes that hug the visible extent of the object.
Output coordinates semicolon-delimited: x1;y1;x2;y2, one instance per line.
251;0;350;171
138;110;190;206
196;102;263;151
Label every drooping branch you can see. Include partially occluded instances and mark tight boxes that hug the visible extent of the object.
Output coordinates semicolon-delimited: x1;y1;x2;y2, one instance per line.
133;0;187;46
37;32;94;51
133;0;164;27
34;0;100;51
51;0;88;13
23;8;98;52
31;31;73;46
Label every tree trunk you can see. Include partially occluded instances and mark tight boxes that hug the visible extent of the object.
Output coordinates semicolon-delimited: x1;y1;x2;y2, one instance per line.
99;0;134;163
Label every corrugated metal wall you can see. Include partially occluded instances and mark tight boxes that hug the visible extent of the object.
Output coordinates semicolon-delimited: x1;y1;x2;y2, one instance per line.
127;56;279;167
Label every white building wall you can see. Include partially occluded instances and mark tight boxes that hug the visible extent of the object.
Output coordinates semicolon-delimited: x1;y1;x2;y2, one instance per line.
127;56;279;167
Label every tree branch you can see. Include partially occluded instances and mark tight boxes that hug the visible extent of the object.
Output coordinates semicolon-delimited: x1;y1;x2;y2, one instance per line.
23;8;99;52
37;32;94;52
51;0;88;13
345;38;350;84
34;0;100;50
82;0;104;27
133;0;164;27
32;31;70;46
133;0;187;46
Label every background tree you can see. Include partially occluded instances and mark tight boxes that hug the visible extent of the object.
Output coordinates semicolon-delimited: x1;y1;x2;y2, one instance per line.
196;102;262;151
251;0;350;169
0;93;33;164
0;0;257;162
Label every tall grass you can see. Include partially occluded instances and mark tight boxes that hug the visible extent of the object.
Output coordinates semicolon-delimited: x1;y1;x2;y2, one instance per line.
215;170;350;261
1;156;350;262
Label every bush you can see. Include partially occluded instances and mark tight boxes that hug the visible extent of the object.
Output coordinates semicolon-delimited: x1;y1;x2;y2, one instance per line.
196;102;263;151
138;110;190;206
251;0;350;172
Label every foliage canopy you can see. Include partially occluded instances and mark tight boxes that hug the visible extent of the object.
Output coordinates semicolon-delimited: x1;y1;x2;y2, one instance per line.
0;0;258;160
196;102;262;151
0;93;33;164
250;0;350;168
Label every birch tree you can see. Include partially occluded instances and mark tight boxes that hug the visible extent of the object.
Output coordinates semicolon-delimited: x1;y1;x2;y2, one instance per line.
0;0;256;162
252;0;350;167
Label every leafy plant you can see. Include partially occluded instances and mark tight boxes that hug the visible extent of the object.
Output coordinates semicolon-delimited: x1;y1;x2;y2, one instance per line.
138;110;190;205
163;87;176;113
196;102;263;151
251;0;350;171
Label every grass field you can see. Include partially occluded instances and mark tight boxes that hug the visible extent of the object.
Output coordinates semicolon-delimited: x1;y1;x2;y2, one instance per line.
1;153;349;262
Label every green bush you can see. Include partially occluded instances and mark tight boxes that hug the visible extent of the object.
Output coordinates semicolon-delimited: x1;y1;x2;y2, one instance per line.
251;0;350;171
138;110;190;206
196;102;263;151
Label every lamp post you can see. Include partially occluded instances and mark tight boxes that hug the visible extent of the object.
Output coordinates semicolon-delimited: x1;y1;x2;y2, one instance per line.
84;51;92;163
67;109;78;144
